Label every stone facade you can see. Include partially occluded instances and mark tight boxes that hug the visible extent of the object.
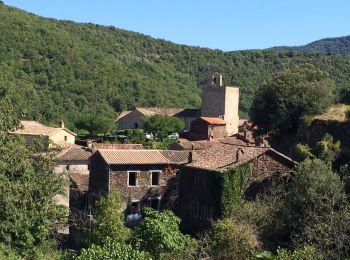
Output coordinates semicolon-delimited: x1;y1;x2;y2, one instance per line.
117;110;146;130
178;149;295;234
201;73;239;136
89;152;180;212
189;117;227;140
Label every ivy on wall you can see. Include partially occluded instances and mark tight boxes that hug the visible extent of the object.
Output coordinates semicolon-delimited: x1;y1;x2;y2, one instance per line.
219;163;253;218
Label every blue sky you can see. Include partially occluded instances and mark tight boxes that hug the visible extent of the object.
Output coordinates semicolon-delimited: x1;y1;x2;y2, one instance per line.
4;0;350;51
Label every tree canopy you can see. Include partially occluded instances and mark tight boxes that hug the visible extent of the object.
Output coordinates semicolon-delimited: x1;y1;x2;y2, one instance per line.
132;208;197;259
83;189;130;246
1;4;350;126
251;65;334;133
0;70;67;258
143;115;184;139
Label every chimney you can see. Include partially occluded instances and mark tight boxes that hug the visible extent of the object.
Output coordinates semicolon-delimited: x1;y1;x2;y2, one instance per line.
236;148;244;162
189;151;198;163
60;120;65;128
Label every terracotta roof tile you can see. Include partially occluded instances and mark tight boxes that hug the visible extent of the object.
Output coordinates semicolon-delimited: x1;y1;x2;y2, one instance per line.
92;143;143;150
187;143;269;171
11;120;77;137
69;172;89;192
56;146;93;162
200;117;226;125
98;149;189;165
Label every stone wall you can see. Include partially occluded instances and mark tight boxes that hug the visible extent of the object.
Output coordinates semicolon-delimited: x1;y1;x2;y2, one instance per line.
117;110;145;130
298;119;350;148
179;151;294;234
109;164;178;210
200;83;239;136
50;129;75;144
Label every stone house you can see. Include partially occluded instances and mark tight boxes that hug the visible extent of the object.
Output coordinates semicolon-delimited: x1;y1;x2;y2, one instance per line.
178;142;295;234
116;107;199;131
55;146;93;208
189;116;227;140
89;149;190;215
11;120;76;148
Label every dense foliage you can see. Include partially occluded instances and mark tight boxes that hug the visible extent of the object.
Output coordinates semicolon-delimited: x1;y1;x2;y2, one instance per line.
76;238;148;260
285;159;350;258
251;65;334;133
0;69;67;258
132;208;197;259
1;4;350;128
83;189;130;246
143;114;184;139
294;133;340;164
220;163;252;217
271;35;350;55
207;218;260;260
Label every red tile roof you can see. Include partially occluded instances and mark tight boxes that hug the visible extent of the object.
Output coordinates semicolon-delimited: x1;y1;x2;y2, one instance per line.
200;117;226;125
97;149;189;165
92;143;143;150
69;172;89;192
56;146;93;162
11;120;77;137
187;143;269;171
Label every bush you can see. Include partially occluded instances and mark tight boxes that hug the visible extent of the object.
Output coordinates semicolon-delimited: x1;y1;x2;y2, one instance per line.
275;245;322;260
208;218;260;259
75;238;148;260
133;208;197;259
285;159;350;258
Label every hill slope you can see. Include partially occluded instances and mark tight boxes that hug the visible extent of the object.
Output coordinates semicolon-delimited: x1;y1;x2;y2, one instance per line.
1;3;350;128
271;36;350;54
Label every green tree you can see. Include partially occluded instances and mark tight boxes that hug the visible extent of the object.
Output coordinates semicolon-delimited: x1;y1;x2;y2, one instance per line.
143;115;184;139
133;208;197;259
83;189;130;246
251;65;334;133
294;133;340;165
74;114;115;136
0;73;67;257
285;159;350;258
75;238;148;260
207;218;260;260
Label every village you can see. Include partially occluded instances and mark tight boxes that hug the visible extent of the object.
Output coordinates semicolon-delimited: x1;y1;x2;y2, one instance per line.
10;73;296;249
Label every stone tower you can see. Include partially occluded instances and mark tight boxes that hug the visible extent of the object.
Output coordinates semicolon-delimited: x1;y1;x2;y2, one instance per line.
200;73;239;135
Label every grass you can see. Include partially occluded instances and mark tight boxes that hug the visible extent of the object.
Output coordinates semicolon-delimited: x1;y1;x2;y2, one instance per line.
313;104;350;122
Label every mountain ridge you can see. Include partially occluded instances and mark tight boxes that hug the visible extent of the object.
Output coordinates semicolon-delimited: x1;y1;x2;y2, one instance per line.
1;3;350;129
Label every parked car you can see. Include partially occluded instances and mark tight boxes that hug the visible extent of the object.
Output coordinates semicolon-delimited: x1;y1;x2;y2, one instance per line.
145;132;153;140
168;133;179;139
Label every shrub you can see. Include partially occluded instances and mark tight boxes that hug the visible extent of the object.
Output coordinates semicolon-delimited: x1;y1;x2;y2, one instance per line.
208;218;260;259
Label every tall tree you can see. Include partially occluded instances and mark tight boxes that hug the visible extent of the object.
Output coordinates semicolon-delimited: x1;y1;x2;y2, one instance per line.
251;65;334;133
285;159;350;258
0;70;67;257
83;189;130;246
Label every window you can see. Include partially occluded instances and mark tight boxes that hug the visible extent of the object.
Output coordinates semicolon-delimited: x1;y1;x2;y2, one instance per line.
151;171;160;186
128;171;137;186
64;135;68;141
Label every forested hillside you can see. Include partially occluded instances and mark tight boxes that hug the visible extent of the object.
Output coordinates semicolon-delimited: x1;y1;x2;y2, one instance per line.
1;3;350;127
271;36;350;54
